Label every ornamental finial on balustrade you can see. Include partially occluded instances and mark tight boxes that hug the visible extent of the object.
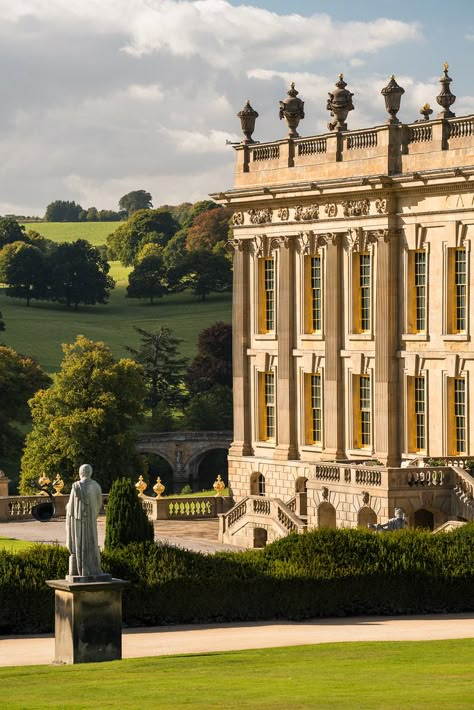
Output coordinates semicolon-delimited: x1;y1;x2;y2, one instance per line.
237;99;259;144
327;74;354;132
279;82;305;138
436;62;456;119
381;75;405;124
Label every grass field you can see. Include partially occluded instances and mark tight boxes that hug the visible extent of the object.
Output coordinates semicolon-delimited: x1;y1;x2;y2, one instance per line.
22;221;119;246
0;260;232;372
2;640;474;709
0;537;33;552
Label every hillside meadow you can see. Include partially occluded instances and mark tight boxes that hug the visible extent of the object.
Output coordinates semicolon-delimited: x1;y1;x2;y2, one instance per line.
22;220;117;246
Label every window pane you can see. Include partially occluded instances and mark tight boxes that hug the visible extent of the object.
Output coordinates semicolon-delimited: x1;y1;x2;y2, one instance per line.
265;372;275;439
454;378;466;453
359;254;371;332
311;256;322;332
359;375;371;446
414;251;426;332
415;376;426;451
264;259;275;332
455;249;466;333
311;373;322;444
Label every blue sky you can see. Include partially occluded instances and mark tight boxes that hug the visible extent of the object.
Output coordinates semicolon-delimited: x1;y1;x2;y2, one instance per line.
0;0;473;215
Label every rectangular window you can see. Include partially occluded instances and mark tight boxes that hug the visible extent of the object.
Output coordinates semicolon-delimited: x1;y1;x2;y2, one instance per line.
414;376;426;451
311;256;322;332
305;373;322;445
353;253;371;333
259;372;275;440
455;248;467;332
354;374;371;448
454;378;466;454
414;251;427;332
259;258;275;333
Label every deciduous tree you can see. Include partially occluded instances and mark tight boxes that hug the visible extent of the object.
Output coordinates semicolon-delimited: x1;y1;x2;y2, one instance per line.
119;190;153;216
182;385;232;431
107;209;179;266
0;242;46;306
0;346;51;470
186;321;232;394
48;239;115;309
45;200;83;222
20;336;147;493
126;253;168;304
0;217;26;249
186;207;232;252
181;250;232;300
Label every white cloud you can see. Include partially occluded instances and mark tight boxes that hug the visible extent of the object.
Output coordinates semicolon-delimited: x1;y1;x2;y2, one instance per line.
1;0;421;70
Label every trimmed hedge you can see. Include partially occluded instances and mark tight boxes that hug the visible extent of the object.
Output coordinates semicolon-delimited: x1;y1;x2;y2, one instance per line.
1;525;474;634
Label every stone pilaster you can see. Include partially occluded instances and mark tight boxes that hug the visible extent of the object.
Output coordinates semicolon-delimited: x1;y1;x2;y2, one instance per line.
274;236;298;460
228;239;253;457
323;234;345;458
374;230;400;466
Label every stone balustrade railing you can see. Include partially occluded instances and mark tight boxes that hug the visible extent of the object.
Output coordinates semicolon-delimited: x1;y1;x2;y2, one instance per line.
311;461;457;490
219;495;306;536
141;495;233;521
0;495;69;522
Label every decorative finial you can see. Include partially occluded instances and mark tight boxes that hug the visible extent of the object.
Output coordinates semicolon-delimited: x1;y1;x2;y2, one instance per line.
279;83;305;138
237;99;259;144
418;103;433;121
327;74;354;132
381;75;405;125
437;62;456;119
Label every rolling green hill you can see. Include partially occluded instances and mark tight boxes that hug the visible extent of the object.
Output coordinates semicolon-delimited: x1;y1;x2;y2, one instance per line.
21;221;118;246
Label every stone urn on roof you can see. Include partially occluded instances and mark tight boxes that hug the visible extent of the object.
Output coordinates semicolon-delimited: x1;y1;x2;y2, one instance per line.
237;99;259;144
279;82;305;138
327;74;354;132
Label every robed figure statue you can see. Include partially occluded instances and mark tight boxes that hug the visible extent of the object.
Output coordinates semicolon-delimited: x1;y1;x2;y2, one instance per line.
66;464;108;581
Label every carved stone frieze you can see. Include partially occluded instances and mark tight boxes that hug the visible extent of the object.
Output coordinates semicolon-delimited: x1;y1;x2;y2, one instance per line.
252;234;271;258
277;207;290;221
324;203;338;218
341;199;370;217
295;204;319;221
347;227;397;251
232;211;244;226
247;208;272;225
374;198;388;215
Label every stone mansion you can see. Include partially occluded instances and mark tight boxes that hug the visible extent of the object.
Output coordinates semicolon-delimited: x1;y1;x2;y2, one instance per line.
215;67;474;547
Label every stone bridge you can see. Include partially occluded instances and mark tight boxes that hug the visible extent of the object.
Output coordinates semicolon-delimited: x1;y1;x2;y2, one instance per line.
136;431;232;492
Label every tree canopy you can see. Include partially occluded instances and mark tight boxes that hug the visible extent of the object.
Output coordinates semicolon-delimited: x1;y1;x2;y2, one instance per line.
119;190;153;216
107;208;180;266
48;239;115;309
0;217;27;249
0;346;51;470
20;336;147;493
181;250;232;300
0;311;4;333
126;252;168;304
45;200;84;222
186;321;232;394
0;242;46;306
186;207;232;252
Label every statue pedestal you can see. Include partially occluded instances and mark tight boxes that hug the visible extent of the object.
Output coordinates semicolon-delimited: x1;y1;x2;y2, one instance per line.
46;578;129;664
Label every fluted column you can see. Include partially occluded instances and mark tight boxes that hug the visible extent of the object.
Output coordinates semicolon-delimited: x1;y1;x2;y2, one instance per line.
274;237;298;460
323;235;345;458
374;230;400;466
228;239;252;456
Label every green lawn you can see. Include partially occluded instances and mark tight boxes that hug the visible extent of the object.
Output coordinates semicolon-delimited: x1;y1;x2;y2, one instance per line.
0;261;232;372
22;221;118;246
0;537;33;552
2;640;474;709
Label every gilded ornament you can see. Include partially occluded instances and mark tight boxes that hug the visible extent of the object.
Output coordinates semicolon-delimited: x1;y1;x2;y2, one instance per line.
38;474;51;495
52;474;65;496
213;474;226;496
135;474;147;497
153;476;166;498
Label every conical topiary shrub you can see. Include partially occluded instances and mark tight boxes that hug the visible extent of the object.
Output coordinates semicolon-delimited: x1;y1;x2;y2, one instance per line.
105;477;154;549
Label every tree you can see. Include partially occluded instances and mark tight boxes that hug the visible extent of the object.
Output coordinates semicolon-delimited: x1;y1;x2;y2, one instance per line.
0;311;4;333
126;253;168;304
0;346;51;470
86;207;99;221
119;190;153;216
99;209;123;222
126;326;188;416
186;207;232;252
0;217;27;249
104;477;154;549
182;199;220;227
187;322;232;394
49;239;115;309
181;250;232;300
45;200;83;222
162;229;188;292
0;242;46;306
182;385;233;431
20;336;147;493
107;208;180;266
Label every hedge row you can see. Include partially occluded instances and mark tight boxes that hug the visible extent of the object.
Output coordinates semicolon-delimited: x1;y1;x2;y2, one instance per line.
1;525;474;634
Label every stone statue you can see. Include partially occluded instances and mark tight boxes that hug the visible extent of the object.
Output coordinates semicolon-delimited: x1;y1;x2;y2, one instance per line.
369;507;407;532
66;464;109;581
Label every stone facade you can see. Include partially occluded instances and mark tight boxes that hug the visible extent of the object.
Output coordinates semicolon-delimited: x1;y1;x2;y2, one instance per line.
214;89;474;546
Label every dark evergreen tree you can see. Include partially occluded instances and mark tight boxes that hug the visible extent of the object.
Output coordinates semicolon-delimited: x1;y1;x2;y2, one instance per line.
186;321;232;394
104;477;154;549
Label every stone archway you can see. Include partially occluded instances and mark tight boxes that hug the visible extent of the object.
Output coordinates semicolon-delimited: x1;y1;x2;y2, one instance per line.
358;506;377;528
318;502;336;528
413;508;434;530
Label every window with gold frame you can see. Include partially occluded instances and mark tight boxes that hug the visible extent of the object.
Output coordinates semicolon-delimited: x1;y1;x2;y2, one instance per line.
446;247;467;334
258;258;275;333
447;377;467;454
304;254;322;333
305;372;322;445
258;371;276;441
352;253;371;333
407;375;426;452
353;374;371;448
407;250;427;333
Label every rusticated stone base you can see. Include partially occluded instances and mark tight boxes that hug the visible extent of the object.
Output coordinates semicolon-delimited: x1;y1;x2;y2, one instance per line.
46;578;129;664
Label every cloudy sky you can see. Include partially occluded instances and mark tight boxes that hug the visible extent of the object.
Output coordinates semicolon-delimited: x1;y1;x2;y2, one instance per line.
1;0;473;216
